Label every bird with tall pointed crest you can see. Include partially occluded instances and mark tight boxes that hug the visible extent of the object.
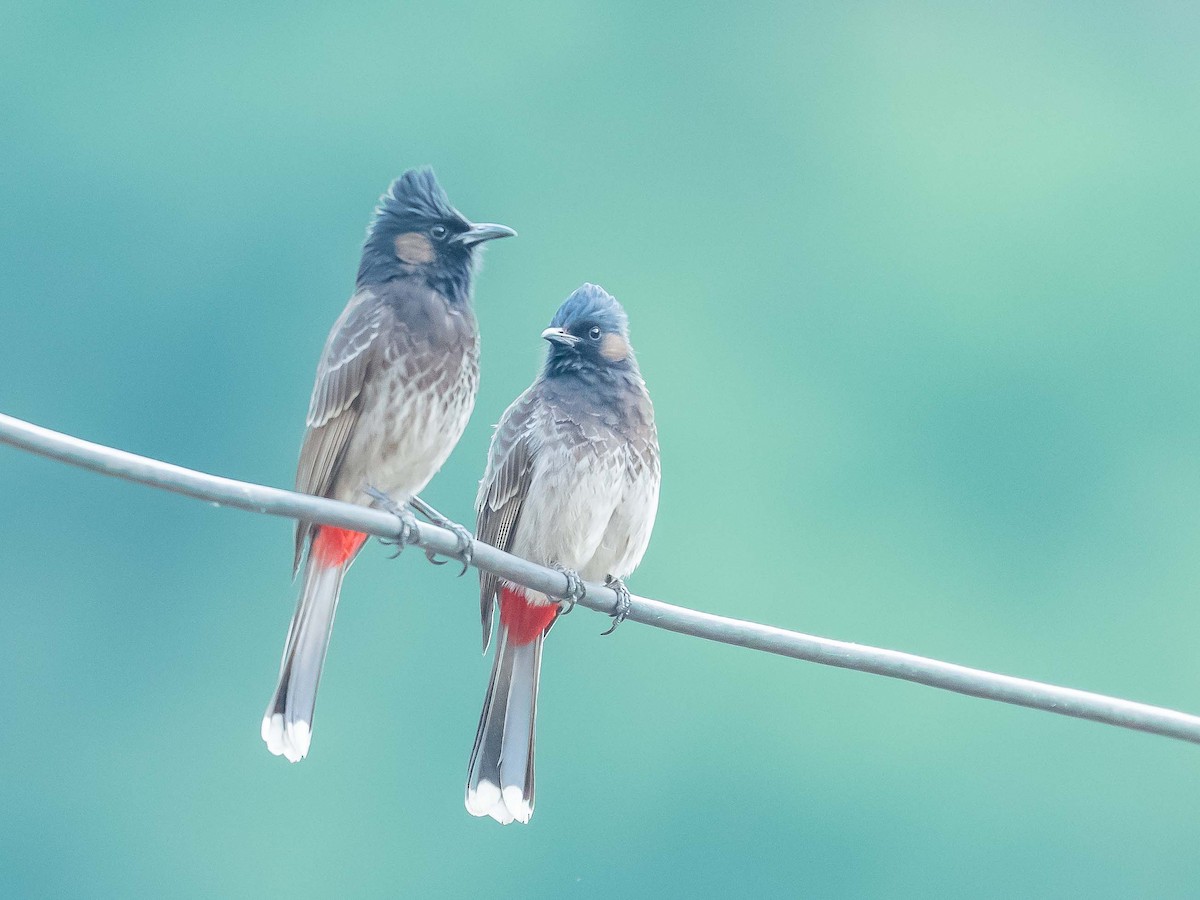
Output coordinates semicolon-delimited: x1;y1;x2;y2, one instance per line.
262;168;515;763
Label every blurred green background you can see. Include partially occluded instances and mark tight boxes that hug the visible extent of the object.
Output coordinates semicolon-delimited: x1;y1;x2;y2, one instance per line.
2;2;1199;896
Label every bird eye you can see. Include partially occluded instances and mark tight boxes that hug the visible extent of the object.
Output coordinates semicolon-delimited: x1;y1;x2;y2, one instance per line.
429;224;448;240
588;326;602;340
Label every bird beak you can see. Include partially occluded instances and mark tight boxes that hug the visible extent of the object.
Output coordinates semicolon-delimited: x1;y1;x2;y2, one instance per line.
453;222;517;247
541;327;579;347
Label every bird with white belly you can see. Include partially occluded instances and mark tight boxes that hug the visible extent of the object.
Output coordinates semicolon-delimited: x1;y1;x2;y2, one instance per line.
262;168;514;763
466;283;661;824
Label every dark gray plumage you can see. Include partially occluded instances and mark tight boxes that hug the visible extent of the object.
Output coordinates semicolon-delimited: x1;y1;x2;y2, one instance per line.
263;168;514;763
466;284;660;824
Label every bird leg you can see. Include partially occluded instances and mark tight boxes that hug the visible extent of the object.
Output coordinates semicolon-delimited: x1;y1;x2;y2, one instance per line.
600;576;632;635
408;495;474;576
552;565;587;616
364;485;420;558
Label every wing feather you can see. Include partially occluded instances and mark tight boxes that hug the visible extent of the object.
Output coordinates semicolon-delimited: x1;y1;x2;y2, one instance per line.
475;387;540;649
305;289;385;430
292;290;386;570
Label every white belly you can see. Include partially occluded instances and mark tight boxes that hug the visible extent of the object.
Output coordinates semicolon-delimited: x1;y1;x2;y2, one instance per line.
587;463;659;582
508;438;659;585
331;365;475;506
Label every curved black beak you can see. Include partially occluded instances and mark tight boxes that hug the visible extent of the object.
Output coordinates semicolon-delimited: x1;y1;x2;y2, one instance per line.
541;327;579;347
454;222;517;247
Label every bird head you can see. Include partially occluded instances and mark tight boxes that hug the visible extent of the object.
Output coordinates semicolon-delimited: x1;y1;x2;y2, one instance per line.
357;167;515;299
541;283;635;375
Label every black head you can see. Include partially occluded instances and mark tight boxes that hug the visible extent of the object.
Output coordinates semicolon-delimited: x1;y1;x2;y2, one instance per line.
541;283;636;377
356;167;515;301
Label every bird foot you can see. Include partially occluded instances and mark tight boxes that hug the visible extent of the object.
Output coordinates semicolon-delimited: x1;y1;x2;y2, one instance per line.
553;565;587;616
364;485;420;557
600;576;632;636
408;495;473;576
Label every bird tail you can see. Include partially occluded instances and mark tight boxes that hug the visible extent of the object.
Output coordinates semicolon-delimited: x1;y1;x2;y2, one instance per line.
262;525;366;762
465;586;557;824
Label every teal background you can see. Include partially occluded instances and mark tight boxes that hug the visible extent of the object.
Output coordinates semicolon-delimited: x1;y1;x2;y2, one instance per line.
2;2;1199;896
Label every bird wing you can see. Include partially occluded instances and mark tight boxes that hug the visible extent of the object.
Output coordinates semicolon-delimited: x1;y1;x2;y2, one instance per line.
475;386;541;649
292;289;387;570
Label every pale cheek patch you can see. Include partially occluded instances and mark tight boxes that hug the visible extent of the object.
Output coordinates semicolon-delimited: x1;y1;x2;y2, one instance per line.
393;232;435;265
600;333;629;362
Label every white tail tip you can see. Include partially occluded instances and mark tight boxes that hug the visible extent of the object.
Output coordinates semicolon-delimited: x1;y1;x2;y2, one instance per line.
467;778;502;815
466;779;531;825
502;785;533;824
261;713;311;763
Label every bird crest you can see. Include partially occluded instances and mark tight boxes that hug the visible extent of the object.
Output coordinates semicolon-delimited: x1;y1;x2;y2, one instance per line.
366;167;464;239
550;283;630;337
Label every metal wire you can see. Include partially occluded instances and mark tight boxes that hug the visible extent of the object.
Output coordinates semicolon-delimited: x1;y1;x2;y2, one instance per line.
3;410;1200;746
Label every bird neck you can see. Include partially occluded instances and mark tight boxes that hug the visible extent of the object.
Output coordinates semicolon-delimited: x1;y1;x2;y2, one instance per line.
356;252;475;306
542;357;639;398
425;263;474;306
